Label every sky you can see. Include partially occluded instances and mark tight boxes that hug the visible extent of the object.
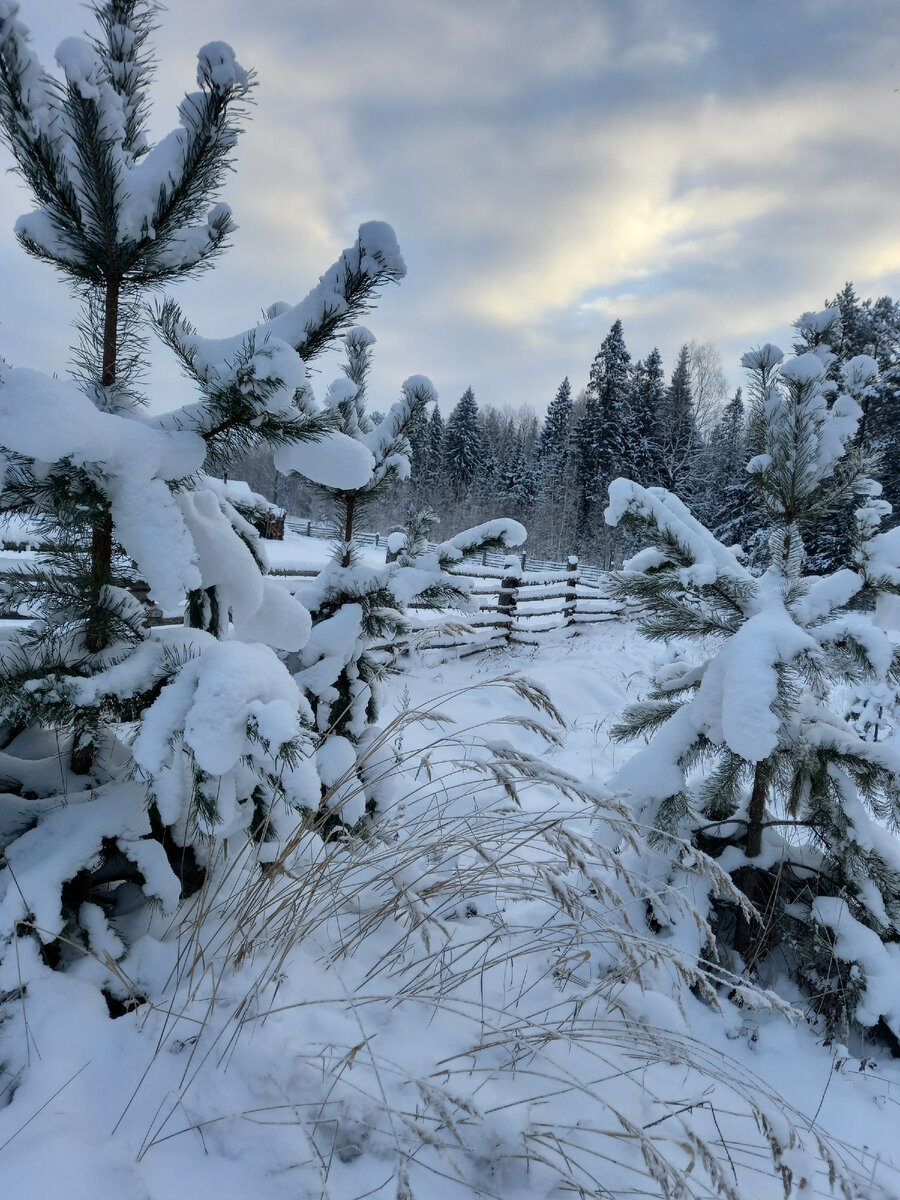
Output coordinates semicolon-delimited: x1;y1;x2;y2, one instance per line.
1;0;900;420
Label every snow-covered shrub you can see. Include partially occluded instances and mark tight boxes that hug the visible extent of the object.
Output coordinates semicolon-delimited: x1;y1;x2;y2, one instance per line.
159;278;527;835
605;325;900;1045
263;328;528;830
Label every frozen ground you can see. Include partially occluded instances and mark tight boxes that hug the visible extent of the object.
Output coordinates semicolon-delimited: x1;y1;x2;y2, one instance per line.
0;620;899;1199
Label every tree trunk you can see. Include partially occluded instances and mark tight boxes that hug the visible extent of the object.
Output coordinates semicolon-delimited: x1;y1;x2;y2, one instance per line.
341;496;355;568
726;759;774;962
745;759;768;858
85;514;114;654
73;277;120;775
101;277;119;389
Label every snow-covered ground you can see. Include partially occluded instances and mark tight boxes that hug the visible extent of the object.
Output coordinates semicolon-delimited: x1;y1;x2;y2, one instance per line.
264;529;388;574
1;618;899;1200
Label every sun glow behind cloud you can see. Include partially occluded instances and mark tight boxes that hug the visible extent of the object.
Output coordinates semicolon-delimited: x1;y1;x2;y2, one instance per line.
1;0;899;413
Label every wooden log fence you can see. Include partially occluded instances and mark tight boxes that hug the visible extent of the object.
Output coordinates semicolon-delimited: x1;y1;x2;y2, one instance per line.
0;520;633;658
270;556;628;658
404;560;626;656
283;515;606;586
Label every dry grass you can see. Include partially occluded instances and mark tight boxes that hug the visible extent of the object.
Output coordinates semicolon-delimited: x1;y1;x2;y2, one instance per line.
98;674;900;1199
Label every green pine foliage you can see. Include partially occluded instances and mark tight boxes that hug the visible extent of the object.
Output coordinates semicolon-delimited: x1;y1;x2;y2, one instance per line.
605;326;900;1044
0;3;425;980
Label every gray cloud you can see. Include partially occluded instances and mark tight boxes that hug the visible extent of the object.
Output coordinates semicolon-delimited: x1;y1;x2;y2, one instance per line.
1;0;899;418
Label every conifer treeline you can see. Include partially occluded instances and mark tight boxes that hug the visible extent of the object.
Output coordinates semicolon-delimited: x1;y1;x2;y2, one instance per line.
232;284;900;565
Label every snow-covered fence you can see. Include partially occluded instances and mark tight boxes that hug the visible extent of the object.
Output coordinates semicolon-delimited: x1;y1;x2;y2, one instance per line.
409;563;623;656
286;516;383;547
0;541;624;654
284;515;606;584
269;556;624;658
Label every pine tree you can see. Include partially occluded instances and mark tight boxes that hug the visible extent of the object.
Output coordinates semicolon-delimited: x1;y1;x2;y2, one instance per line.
444;386;481;501
605;334;900;1042
406;392;430;501
573;320;632;559
625;347;664;485
657;343;696;496
265;337;529;834
275;342;439;831
0;3;412;974
0;2;260;773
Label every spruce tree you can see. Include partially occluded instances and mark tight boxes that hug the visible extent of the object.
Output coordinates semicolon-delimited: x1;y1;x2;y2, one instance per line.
792;306;882;572
444;386;481;501
589;318;632;486
423;403;445;496
859;294;900;513
530;378;573;557
572;320;632;559
657;343;696;496
538;376;573;490
828;282;874;362
605;333;900;1043
835;291;900;526
700;387;758;552
474;405;504;510
625;347;665;485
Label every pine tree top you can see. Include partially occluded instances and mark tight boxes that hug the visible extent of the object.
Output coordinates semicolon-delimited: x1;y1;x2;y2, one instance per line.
0;1;252;290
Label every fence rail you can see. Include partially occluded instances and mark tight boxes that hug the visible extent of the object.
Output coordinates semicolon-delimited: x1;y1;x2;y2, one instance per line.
284;516;607;586
278;558;627;659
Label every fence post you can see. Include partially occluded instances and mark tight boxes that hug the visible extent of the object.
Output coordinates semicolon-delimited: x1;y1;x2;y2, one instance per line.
129;579;163;629
498;557;521;644
564;554;579;627
305;519;312;537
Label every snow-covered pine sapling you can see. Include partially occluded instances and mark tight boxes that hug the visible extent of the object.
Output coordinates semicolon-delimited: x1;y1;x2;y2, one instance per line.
0;5;403;982
275;329;527;832
0;0;258;772
604;328;900;1043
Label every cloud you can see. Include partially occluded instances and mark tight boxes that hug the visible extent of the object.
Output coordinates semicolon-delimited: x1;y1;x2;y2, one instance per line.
1;0;899;422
